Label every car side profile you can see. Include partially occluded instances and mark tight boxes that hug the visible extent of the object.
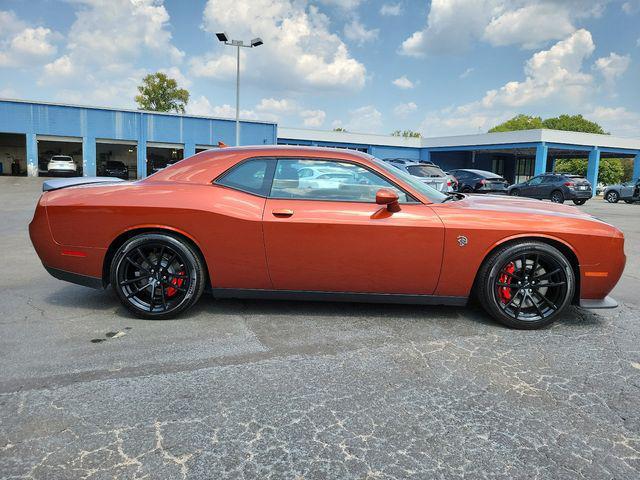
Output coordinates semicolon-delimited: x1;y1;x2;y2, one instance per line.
508;173;592;205
30;146;625;329
603;179;640;204
383;158;454;192
449;169;510;194
97;160;129;180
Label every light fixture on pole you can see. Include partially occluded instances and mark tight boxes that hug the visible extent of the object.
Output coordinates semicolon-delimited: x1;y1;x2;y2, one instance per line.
216;33;264;146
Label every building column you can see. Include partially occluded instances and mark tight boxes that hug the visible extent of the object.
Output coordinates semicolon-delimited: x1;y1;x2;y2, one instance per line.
82;136;96;177
634;153;640;181
26;133;38;177
184;142;196;158
137;113;147;179
534;143;547;176
587;147;600;197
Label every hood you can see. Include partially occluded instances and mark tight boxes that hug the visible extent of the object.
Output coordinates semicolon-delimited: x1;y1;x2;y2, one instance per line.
457;194;594;219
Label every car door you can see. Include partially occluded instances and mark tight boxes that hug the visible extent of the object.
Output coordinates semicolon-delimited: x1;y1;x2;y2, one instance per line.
523;176;543;198
262;157;445;295
538;175;556;199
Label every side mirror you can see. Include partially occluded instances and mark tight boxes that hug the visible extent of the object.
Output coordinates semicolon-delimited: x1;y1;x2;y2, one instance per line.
376;188;401;212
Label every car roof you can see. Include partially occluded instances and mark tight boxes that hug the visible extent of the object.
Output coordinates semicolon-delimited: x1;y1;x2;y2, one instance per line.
451;169;502;177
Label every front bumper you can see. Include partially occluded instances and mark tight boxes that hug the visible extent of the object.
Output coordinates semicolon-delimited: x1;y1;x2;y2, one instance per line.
579;296;618;309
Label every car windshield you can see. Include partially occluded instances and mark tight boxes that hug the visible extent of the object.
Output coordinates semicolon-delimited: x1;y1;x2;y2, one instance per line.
369;156;448;203
406;164;444;178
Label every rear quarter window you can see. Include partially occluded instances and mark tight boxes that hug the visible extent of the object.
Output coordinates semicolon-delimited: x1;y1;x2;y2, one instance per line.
215;158;270;196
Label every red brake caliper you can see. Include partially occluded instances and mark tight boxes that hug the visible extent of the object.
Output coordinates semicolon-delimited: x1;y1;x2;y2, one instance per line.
498;262;515;304
165;270;185;297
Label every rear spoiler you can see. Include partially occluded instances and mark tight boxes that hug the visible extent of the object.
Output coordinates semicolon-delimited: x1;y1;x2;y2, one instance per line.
42;177;126;192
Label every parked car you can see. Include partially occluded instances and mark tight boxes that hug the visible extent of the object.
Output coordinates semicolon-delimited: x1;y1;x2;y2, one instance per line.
383;158;454;192
508;173;592;205
603;179;640;204
448;169;509;194
30;146;625;329
97;160;129;180
47;155;78;176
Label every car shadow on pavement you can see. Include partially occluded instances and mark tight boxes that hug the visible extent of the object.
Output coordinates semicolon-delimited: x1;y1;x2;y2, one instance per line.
43;284;607;331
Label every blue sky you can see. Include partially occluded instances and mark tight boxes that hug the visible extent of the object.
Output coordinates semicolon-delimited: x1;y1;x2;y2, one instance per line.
0;0;639;137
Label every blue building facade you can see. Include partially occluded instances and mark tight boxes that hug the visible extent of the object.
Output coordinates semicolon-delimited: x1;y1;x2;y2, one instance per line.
1;99;639;193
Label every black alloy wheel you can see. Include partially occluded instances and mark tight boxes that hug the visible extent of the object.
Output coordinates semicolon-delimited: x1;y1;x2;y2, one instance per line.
477;241;575;329
509;189;520;196
110;233;206;319
573;199;587;205
550;190;565;203
605;191;619;203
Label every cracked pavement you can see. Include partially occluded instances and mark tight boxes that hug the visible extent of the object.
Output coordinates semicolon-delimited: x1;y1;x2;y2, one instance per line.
1;177;639;479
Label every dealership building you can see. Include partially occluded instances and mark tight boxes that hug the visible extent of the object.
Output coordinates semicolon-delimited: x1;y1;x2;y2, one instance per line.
1;98;639;191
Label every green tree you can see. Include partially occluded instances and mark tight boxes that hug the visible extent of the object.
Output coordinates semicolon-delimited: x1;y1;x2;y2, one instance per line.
542;114;607;134
555;157;624;185
135;72;190;114
391;129;421;138
489;114;543;132
333;127;347;132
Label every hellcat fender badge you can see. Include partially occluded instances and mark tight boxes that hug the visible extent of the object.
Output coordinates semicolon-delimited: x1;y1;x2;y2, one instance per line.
457;235;468;247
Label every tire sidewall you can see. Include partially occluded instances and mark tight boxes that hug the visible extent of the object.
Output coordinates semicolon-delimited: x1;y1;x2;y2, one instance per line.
479;242;575;329
110;233;204;319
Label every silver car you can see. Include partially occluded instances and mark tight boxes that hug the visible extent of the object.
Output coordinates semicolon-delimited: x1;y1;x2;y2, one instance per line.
383;159;453;192
603;179;640;203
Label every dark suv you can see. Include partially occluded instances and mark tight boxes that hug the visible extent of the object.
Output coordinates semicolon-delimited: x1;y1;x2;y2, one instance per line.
448;169;509;194
508;173;592;205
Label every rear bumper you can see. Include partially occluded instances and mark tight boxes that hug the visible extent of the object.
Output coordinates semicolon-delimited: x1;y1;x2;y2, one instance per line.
579;296;618;309
567;189;592;199
45;266;104;289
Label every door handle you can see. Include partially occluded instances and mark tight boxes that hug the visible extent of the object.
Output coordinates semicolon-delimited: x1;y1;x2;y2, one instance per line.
272;209;294;218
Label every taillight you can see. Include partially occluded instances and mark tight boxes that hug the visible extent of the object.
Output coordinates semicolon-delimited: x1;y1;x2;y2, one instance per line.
447;180;452;186
479;179;487;185
564;182;574;187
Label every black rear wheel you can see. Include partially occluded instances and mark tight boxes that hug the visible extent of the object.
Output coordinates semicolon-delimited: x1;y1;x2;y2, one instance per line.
624;199;634;204
476;241;575;329
550;190;565;203
509;189;520;196
573;199;587;205
110;233;206;319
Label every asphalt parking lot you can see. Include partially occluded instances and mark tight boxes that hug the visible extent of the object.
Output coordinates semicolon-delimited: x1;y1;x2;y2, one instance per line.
1;176;639;479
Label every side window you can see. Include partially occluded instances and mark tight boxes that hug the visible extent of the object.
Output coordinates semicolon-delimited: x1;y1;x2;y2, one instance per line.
270;159;410;202
529;176;543;186
541;175;555;183
215;159;269;196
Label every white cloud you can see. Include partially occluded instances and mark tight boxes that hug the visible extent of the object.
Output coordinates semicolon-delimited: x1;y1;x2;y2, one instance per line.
393;102;417;117
380;3;403;16
0;11;58;67
317;0;363;9
459;67;474;78
345;105;383;133
481;29;595;108
418;29;598;136
256;98;298;114
187;95;259;120
400;0;608;56
38;0;184;107
588;106;640;137
483;3;575;49
344;18;379;45
196;0;366;92
392;75;415;89
158;66;192;88
622;0;640;14
189;54;240;80
300;109;326;127
594;53;631;85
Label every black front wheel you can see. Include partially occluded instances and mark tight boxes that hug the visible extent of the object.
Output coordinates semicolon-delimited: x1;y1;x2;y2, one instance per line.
476;241;575;329
573;199;587;205
110;233;206;319
509;189;520;196
605;191;619;203
550;190;565;204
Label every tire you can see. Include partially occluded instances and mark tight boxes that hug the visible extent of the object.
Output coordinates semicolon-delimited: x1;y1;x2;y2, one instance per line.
623;199;634;204
572;199;587;205
550;190;565;203
461;186;473;193
110;233;206;319
509;189;520;196
476;241;575;329
605;191;619;203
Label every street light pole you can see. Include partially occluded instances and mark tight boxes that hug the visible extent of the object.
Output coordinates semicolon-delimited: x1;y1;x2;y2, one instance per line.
235;44;240;146
215;33;264;147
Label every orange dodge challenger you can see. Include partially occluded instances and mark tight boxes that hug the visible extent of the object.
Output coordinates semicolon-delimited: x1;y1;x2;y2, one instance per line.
29;146;625;329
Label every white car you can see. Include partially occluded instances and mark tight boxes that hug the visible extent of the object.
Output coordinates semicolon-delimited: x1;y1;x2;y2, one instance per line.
47;155;77;176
